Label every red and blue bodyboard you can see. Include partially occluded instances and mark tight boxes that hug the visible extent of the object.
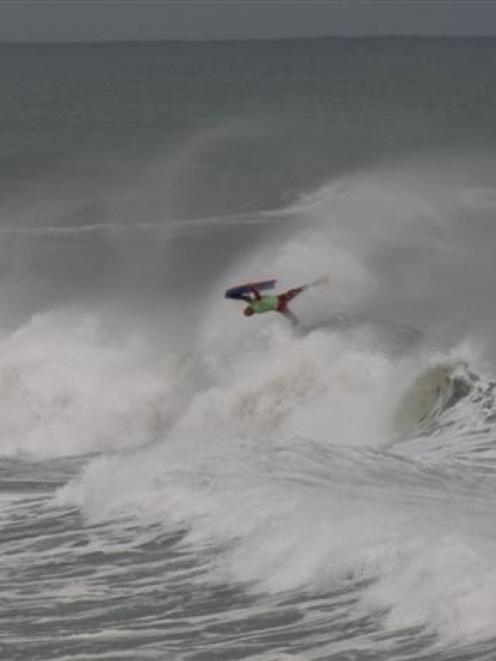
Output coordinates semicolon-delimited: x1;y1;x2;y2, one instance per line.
225;279;276;300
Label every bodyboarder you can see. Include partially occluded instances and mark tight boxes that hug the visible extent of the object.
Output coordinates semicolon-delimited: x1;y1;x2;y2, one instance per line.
225;276;328;325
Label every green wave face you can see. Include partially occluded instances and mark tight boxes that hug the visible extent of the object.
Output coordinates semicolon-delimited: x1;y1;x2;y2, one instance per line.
393;363;475;439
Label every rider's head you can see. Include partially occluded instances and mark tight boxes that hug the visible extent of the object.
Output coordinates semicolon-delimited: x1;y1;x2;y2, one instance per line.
244;307;254;317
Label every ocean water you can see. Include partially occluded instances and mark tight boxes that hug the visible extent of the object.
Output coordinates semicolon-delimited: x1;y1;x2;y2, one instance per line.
2;38;496;660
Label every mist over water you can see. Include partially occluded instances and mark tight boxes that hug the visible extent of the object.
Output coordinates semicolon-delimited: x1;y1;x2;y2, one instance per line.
2;38;496;660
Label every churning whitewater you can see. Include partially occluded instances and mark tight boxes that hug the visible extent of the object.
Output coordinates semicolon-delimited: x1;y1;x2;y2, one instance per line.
2;38;496;660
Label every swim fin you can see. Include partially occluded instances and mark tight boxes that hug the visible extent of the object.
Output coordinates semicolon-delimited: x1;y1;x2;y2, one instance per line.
306;274;331;289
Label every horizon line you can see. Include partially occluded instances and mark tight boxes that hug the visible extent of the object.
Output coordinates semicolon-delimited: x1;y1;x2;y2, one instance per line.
1;33;496;46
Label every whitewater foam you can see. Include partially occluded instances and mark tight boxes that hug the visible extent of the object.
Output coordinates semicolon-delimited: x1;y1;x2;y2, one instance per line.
7;153;496;652
0;310;174;457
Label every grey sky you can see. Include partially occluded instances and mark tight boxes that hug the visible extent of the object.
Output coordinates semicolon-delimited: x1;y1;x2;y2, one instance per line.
1;1;496;42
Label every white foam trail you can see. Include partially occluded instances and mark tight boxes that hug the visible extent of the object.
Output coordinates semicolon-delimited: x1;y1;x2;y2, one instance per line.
0;210;285;237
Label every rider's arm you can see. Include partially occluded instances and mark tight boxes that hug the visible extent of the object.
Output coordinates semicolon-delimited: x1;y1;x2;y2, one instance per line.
249;286;262;300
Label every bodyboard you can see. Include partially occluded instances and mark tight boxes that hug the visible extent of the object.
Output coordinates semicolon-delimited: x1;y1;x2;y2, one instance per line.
225;279;276;300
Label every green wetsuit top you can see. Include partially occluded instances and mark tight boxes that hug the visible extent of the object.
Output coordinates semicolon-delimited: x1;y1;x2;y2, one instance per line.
248;295;279;314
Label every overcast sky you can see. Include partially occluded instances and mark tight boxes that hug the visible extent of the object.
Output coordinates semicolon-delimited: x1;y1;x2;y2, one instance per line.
1;1;496;42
